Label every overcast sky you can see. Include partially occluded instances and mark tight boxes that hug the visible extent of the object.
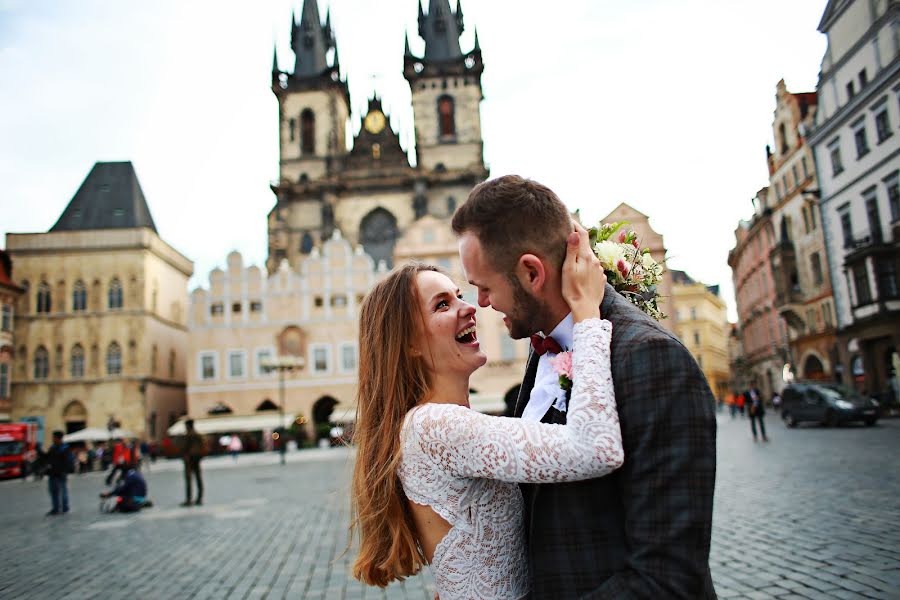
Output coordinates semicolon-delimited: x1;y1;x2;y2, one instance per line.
0;0;828;320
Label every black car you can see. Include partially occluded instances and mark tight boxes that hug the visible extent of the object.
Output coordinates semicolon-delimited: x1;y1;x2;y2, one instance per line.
781;382;879;427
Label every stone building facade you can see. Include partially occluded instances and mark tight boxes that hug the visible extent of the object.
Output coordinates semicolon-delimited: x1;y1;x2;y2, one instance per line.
669;270;730;401
183;0;527;433
0;251;24;421
5;162;193;444
729;187;791;399
765;79;839;382
807;0;899;402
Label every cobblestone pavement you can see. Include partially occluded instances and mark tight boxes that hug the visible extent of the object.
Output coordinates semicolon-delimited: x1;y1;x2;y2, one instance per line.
1;415;898;599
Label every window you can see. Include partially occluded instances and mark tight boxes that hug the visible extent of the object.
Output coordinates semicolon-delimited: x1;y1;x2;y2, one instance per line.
437;95;455;137
886;174;900;222
314;296;324;307
250;301;263;313
106;342;122;375
255;349;272;376
331;295;347;308
1;304;10;332
809;202;817;230
301;109;315;155
823;301;833;328
72;280;87;312
311;345;330;374
783;174;789;194
853;266;872;305
288;117;296;142
806;309;817;332
36;282;51;313
228;351;246;379
859;69;868;88
801;156;809;179
340;342;357;373
690;307;697;320
865;190;882;242
779;123;789;154
34;346;49;379
802;206;811;233
853;121;870;158
447;196;456;215
232;302;242;314
828;140;844;175
792;165;800;188
693;331;700;345
0;364;8;398
811;252;823;286
108;278;123;309
775;182;782;200
875;108;892;143
846;81;856;100
70;344;85;378
200;352;217;381
210;302;224;316
876;259;899;300
839;208;853;247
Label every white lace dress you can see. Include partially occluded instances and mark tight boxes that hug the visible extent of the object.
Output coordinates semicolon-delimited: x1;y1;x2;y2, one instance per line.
398;318;622;600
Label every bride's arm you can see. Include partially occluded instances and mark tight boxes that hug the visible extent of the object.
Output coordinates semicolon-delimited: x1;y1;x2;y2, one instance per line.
408;317;623;483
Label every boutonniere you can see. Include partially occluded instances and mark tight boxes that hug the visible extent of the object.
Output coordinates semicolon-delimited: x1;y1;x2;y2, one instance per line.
550;351;573;392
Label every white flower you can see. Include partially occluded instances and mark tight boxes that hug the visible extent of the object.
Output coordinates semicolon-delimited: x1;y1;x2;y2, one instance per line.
641;252;657;269
594;240;627;270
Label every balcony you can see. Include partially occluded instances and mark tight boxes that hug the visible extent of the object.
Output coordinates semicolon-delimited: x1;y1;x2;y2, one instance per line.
770;240;804;307
843;228;898;268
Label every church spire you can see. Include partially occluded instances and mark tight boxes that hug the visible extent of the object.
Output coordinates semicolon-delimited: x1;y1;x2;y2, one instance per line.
417;0;464;61
404;29;412;57
271;44;279;76
473;25;480;51
291;0;332;78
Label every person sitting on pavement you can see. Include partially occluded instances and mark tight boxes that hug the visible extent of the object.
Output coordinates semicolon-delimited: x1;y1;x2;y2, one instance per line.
100;466;150;512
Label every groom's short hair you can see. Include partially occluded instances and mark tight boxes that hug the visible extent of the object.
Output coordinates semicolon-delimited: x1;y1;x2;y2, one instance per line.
452;175;571;272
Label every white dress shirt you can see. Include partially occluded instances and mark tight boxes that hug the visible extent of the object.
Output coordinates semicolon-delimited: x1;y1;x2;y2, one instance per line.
521;312;574;422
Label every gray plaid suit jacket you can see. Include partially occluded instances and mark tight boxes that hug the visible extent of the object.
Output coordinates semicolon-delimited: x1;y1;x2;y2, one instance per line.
515;284;717;599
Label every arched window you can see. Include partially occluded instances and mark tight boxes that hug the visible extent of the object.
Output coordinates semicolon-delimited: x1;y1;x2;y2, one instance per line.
34;346;49;380
36;282;51;313
301;109;315;155
108;278;123;309
300;232;314;254
438;95;455;137
63;400;87;435
256;399;278;412
779;123;789;154
70;344;85;378
106;342;122;375
72;280;87;312
359;208;399;269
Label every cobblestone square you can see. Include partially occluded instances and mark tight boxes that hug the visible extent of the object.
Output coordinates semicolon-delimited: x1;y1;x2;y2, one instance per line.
2;415;898;599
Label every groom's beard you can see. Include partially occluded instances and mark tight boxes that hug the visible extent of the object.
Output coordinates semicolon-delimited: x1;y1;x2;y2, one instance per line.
505;274;552;340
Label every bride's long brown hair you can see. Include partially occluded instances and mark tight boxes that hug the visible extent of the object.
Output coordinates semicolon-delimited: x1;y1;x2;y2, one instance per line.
350;263;438;587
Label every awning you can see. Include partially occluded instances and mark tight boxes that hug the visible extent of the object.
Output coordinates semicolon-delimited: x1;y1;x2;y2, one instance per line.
469;393;506;415
63;427;135;443
167;413;297;436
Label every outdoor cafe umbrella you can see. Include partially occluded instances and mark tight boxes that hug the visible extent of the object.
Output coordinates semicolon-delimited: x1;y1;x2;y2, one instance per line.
63;427;135;443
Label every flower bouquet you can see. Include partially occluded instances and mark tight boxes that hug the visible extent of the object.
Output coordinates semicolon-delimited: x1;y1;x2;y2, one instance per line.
588;221;666;321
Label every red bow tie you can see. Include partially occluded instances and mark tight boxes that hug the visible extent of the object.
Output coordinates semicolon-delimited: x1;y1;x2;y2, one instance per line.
530;334;563;356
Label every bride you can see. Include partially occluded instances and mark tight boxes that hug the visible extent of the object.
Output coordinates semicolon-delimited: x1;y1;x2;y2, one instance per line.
350;228;623;599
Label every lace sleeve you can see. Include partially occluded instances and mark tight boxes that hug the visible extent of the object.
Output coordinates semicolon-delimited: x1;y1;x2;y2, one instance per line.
407;318;623;483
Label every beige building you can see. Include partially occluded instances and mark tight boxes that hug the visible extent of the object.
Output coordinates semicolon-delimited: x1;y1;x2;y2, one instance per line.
6;162;193;444
670;270;731;401
598;202;674;330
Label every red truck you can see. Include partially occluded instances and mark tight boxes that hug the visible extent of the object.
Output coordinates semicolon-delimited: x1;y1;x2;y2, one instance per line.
0;422;38;480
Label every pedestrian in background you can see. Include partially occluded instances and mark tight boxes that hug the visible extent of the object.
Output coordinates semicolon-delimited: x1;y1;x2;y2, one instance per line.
228;434;242;461
43;431;74;515
180;420;204;506
737;393;746;417
747;386;769;442
729;392;739;419
772;391;782;414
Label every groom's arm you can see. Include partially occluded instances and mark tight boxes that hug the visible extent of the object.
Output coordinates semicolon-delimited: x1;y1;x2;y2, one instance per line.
584;336;717;599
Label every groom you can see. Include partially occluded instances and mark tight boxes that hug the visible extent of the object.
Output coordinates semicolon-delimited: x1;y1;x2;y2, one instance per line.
453;175;717;599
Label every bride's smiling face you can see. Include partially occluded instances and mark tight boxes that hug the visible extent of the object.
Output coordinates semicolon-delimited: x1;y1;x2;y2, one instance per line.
414;270;488;377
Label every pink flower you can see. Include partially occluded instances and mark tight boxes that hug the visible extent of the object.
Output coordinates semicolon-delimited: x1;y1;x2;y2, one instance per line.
550;351;573;379
632;239;639;248
617;229;628;243
617;258;630;277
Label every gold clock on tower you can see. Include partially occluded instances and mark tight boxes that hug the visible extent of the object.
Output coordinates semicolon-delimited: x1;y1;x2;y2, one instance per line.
364;110;386;134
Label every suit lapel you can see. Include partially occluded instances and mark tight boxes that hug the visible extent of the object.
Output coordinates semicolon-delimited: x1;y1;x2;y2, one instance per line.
513;348;540;418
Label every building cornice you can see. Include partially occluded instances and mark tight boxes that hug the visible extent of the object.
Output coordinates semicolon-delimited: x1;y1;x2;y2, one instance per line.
15;309;189;333
12;375;186;387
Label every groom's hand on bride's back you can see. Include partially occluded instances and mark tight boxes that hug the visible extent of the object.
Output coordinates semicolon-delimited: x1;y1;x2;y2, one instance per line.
562;222;605;321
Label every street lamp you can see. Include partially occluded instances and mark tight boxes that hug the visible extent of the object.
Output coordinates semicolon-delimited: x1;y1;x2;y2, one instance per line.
261;355;304;465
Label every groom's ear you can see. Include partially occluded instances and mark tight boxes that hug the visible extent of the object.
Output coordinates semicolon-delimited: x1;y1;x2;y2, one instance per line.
517;254;547;293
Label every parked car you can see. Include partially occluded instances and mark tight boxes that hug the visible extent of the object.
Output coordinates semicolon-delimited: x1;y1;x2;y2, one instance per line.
781;382;879;427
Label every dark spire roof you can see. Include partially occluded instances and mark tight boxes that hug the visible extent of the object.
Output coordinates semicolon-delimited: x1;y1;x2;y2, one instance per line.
291;0;334;78
271;44;279;77
50;161;157;233
418;0;464;61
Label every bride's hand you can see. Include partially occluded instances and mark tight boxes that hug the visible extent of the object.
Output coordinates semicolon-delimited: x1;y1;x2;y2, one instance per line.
561;222;606;323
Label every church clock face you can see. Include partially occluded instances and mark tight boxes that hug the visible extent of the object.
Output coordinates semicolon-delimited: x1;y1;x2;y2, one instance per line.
364;110;386;134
